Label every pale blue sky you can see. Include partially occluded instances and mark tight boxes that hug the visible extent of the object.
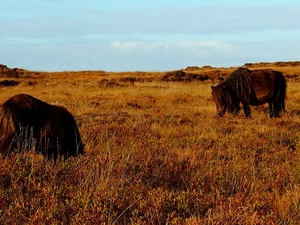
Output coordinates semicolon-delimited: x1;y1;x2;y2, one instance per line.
1;1;300;71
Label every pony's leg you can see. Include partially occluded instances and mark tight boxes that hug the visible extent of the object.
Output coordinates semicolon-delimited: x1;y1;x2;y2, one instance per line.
232;106;241;116
269;103;273;117
269;102;279;118
243;104;251;117
272;102;280;117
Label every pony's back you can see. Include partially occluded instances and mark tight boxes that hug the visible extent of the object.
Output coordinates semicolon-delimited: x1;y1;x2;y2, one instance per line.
0;94;84;159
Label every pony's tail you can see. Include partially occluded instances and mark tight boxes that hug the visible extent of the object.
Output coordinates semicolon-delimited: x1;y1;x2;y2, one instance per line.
278;73;287;113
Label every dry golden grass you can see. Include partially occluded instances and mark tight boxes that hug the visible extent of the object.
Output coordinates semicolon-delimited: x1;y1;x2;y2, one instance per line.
1;63;300;224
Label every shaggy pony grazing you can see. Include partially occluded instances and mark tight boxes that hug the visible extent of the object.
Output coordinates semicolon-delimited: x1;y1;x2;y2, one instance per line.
211;68;286;118
0;94;84;160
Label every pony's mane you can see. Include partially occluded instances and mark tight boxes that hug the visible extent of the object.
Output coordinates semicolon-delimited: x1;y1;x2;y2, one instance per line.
222;68;252;104
213;68;253;114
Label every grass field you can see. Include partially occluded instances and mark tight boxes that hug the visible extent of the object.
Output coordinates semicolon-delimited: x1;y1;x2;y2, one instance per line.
1;62;300;224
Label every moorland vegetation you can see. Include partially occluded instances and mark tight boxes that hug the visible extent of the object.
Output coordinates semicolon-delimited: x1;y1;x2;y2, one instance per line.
1;62;300;224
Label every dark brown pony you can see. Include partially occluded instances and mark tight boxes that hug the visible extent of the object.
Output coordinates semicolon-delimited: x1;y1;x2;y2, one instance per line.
0;94;84;160
211;68;286;118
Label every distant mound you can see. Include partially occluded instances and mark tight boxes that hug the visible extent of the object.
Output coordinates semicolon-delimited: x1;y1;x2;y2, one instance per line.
244;61;300;68
185;65;216;71
160;70;209;82
0;64;42;78
0;64;19;78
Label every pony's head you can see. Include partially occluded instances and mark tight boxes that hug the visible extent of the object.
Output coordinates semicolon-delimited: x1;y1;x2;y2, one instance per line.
211;84;241;116
211;85;227;116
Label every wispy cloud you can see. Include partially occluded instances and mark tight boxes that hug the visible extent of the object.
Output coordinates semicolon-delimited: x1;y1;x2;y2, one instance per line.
110;41;170;51
176;41;237;53
110;40;237;54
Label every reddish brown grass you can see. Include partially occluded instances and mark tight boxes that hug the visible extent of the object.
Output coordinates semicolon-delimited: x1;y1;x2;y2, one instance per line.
1;62;300;224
